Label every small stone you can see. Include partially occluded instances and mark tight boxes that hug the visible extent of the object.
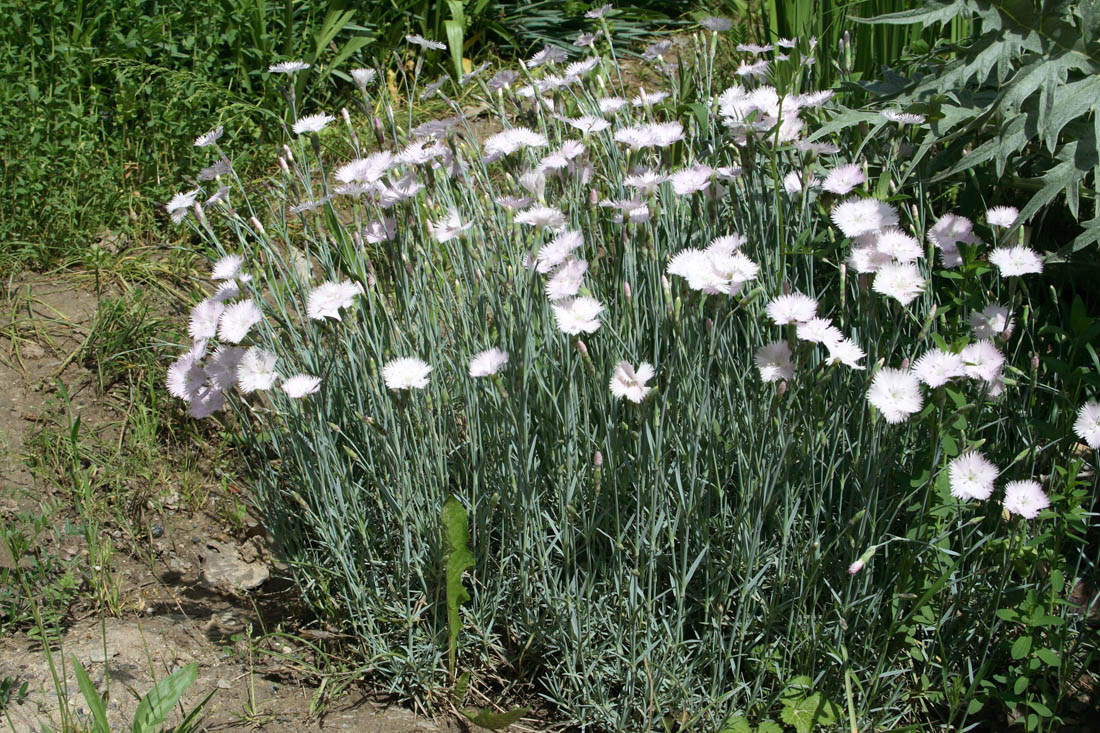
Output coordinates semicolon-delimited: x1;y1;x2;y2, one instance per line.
150;524;164;538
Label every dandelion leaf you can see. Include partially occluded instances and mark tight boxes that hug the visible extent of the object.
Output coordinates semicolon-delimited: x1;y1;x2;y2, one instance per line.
442;495;475;676
464;706;527;729
718;715;752;733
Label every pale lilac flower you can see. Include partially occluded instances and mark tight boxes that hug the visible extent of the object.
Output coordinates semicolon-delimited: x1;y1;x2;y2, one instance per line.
167;353;205;401
565;57;599;78
218;300;262;343
737;58;769;80
969;303;1013;339
987;206;1019;228
875;228;923;262
399;139;447;165
212;279;240;301
194;126;224;147
700;16;732;31
797;318;843;347
484;127;548;157
204;186;230;207
642;41;672;61
794;140;841;155
574;31;602;47
204;345;245;391
487;70;520;91
960;340;1005;382
383;357;431;390
167;189;200;223
783;171;806;194
708;234;746;255
766;293;818;325
989;246;1043;276
822;164;866;195
406;34;446;50
563;115;610;134
307;280;363;321
187;385;226;418
624;169;666;195
428;208;473;243
929;214;977;249
292;113;335;135
1073;401;1100;449
598;96;628;115
335;152;395;184
755;341;795;383
632;89;668;107
189;299;224;341
1003;480;1050;519
282;374;321;398
469;347;509;378
826;338;866;369
872;262;925;306
237;347;278;393
913;348;965;387
552;296;603;335
948;451;998;501
610;361;655;402
536;230;584;273
528;45;568;67
350;67;376;88
269;60;310;74
516;205;567;231
831;198;899;238
738;42;774;54
670;164;714;195
545;258;588;301
212;254;244;281
495;195;533;210
848;245;894;274
198;159;231;181
585;3;612;18
613;121;684;150
363;217;396;243
880;109;925;125
867;368;924;423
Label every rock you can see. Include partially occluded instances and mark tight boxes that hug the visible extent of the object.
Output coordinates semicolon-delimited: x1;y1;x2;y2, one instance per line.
201;540;268;592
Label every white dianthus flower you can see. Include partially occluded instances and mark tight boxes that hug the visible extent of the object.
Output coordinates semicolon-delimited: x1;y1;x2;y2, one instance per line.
269;60;310;74
1003;480;1050;520
218;300;262;344
383;357;432;390
867;367;923;423
292;113;335;135
1073;401;1100;449
831;198;899;238
281;374;321;398
469;348;509;378
307;280;363;321
872;262;925;306
755;341;794;383
989;245;1043;276
766;293;818;325
609;361;655;403
948;451;998;501
552;296;603;335
912;348;965;387
237;347;278;393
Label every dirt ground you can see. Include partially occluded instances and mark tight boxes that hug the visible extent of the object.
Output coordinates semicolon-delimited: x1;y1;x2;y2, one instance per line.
0;276;474;732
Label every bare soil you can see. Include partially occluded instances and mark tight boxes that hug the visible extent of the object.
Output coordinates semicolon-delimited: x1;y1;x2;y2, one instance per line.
0;275;470;732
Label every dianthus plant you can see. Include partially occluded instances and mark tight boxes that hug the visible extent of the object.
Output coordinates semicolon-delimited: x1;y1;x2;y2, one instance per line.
166;20;1098;733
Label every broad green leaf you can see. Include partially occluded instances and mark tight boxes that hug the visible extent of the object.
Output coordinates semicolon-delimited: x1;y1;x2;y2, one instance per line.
718;715;752;733
1010;635;1032;660
780;693;840;733
465;706;527;729
442;495;475;677
132;662;198;733
757;721;784;733
73;658;110;733
855;0;965;27
1036;647;1061;667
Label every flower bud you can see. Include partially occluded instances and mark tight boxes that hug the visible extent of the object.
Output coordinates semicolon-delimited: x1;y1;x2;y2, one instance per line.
250;216;266;236
593;451;603;468
623;281;632;300
283;144;294;163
